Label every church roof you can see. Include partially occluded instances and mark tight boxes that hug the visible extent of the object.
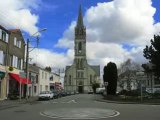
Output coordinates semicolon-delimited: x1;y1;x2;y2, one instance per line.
90;65;100;76
76;4;84;28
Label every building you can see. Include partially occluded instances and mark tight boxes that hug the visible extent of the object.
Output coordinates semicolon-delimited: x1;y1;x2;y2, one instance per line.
39;68;50;93
28;64;39;97
49;72;61;91
0;25;9;100
64;5;100;93
0;25;31;100
39;67;61;93
7;29;30;98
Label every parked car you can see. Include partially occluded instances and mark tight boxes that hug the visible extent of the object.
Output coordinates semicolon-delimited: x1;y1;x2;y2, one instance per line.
60;91;67;97
88;90;93;94
38;91;54;100
52;90;59;99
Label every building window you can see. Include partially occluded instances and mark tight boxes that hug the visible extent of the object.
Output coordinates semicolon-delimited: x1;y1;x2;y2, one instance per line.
78;42;82;52
45;73;47;79
36;75;38;83
14;37;21;48
50;76;53;81
81;72;83;78
12;55;18;68
45;85;48;91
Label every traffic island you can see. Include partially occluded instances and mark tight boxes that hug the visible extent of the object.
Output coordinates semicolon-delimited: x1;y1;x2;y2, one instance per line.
101;95;160;105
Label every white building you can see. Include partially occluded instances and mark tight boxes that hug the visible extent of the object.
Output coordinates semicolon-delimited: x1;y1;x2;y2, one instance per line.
39;68;50;93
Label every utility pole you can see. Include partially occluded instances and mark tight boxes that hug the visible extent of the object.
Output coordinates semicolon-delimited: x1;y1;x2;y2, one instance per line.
26;39;29;99
25;28;47;100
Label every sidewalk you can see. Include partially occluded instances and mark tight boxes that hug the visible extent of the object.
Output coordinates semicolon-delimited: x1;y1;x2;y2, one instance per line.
0;97;38;110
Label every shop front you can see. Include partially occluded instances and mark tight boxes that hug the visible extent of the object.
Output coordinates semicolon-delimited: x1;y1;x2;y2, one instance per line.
8;73;32;99
0;65;7;100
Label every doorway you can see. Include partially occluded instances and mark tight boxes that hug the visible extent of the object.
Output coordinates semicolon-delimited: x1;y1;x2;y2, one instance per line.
78;86;84;93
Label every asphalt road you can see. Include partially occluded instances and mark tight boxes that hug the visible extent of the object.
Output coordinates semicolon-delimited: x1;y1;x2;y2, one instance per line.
0;94;160;120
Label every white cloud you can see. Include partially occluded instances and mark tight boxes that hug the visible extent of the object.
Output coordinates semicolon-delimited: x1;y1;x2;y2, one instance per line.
54;0;160;70
85;0;156;45
0;0;39;35
29;48;73;69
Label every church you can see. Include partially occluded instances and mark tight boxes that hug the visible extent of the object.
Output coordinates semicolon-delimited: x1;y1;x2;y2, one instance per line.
64;5;100;93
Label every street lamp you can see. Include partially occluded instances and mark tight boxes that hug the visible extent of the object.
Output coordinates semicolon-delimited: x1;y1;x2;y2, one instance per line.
136;71;145;102
26;28;47;99
104;81;108;96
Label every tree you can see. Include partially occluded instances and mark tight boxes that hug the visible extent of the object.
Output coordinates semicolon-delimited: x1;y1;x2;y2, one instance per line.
143;35;160;80
92;82;100;93
118;59;141;91
103;62;118;95
45;66;52;72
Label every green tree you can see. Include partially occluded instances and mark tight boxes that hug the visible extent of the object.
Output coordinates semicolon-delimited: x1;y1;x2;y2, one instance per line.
92;82;100;93
103;62;118;95
143;35;160;80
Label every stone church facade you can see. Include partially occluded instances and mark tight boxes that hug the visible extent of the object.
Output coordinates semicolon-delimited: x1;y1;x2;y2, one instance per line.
64;6;100;93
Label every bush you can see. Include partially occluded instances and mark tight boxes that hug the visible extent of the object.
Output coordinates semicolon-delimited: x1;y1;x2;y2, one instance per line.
118;90;142;96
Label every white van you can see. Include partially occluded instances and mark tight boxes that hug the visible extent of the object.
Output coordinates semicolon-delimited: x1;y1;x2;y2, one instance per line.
96;87;105;94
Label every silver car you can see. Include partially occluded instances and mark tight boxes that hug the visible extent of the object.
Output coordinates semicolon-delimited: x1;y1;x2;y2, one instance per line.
38;91;54;100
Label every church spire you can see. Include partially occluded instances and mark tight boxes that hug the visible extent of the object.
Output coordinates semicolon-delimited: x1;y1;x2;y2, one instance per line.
77;4;84;27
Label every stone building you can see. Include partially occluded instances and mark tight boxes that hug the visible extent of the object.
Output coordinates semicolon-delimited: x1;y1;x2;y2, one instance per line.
64;6;100;93
28;64;39;97
0;25;28;100
0;25;9;100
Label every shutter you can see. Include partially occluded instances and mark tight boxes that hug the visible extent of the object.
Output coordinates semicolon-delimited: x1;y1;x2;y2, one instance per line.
6;34;8;43
12;56;15;67
19;41;21;48
21;59;23;70
0;51;4;64
14;37;17;46
15;56;18;68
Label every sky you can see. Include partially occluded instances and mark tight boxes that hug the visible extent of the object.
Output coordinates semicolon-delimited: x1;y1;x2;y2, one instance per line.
0;0;160;74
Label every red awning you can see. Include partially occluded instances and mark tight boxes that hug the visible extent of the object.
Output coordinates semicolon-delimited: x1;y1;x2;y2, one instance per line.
9;73;31;84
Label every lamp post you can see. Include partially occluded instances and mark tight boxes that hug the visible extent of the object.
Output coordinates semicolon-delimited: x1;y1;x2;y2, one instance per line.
26;28;47;99
136;71;144;102
104;81;108;96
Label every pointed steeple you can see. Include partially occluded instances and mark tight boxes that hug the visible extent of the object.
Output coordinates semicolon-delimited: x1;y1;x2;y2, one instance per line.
77;4;84;27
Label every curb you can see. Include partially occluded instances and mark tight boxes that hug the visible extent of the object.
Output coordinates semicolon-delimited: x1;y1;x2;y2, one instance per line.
96;99;160;105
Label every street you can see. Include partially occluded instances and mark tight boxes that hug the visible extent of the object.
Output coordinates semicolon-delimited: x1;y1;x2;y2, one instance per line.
0;94;160;120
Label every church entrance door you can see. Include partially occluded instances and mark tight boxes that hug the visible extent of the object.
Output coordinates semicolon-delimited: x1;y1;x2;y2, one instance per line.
78;86;83;93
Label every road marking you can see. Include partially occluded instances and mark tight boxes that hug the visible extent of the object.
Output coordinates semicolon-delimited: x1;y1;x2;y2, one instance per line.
40;108;120;119
67;100;77;103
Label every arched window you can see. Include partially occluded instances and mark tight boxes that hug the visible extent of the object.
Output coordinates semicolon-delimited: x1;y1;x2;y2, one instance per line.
69;75;72;85
78;42;82;52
